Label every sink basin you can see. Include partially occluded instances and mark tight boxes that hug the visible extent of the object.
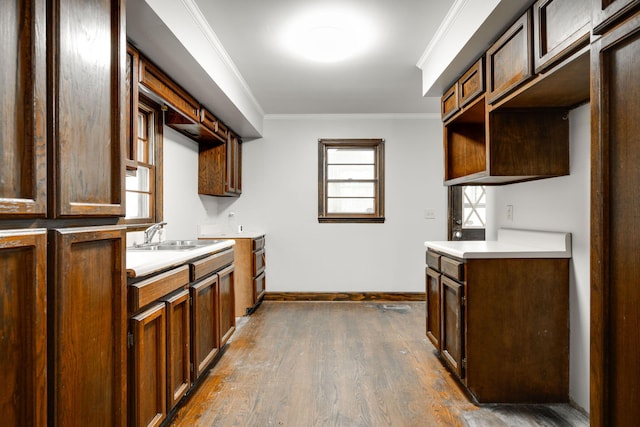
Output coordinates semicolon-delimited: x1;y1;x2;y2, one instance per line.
128;239;225;251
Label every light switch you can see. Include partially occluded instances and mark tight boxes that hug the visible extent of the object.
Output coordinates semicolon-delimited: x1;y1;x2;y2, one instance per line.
424;208;436;220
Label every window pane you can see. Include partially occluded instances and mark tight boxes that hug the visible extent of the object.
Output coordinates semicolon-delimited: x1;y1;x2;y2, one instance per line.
328;197;375;214
327;182;374;197
462;186;486;228
125;166;150;191
126;192;150;219
328;164;374;179
327;148;374;164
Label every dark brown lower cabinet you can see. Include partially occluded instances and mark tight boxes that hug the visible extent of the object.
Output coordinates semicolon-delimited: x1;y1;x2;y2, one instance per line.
218;265;236;346
190;274;220;380
50;225;127;426
0;229;47;426
425;267;441;350
163;289;191;412
591;9;640;426
130;303;167;427
426;250;569;403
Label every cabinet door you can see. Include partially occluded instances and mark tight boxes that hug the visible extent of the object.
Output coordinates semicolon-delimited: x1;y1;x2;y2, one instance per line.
441;276;465;378
441;83;459;121
0;0;47;217
593;0;640;34
533;0;591;72
253;247;266;277
425;268;441;351
218;265;236;346
50;0;125;217
130;303;167;427
591;11;640;426
486;9;533;104
227;133;242;195
163;289;191;411
126;44;140;171
0;229;47;426
50;225;126;426
190;274;220;380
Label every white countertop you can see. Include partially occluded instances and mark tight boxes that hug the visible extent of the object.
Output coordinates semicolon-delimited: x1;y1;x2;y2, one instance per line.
425;228;572;259
198;231;265;239
126;240;235;278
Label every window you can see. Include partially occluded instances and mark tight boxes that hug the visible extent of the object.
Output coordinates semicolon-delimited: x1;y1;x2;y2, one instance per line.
448;186;486;240
125;95;163;226
318;138;384;223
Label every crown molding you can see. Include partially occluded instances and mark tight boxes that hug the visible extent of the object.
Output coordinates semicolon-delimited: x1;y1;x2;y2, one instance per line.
416;0;470;69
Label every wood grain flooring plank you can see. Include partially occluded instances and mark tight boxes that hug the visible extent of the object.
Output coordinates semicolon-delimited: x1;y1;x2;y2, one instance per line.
169;302;588;427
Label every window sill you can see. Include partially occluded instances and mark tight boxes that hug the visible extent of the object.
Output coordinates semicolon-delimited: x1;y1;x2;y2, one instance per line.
318;217;385;224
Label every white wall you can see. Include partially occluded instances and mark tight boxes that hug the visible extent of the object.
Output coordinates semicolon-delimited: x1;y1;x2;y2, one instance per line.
486;103;590;411
162;126;220;240
196;116;448;292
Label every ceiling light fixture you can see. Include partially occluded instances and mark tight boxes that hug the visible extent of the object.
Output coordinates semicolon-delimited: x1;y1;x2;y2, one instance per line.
282;8;376;63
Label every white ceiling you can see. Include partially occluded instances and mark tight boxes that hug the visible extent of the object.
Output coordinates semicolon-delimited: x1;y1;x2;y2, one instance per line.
192;0;455;115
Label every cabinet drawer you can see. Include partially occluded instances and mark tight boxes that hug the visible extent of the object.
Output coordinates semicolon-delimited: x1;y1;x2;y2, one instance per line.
199;108;227;143
441;256;464;281
441;83;459;121
129;265;190;313
254;271;266;302
139;57;199;122
252;236;265;251
426;251;441;271
458;57;485;108
253;248;266;277
190;248;234;282
486;9;533;104
533;0;591;72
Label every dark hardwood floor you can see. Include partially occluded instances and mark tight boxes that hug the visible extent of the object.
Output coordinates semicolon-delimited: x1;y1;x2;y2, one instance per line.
170;302;588;426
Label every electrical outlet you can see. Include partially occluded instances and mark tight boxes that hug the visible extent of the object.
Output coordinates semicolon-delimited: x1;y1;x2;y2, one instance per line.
506;205;514;221
424;208;436;219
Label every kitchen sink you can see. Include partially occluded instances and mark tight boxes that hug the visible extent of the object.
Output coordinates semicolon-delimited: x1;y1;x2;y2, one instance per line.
128;239;225;251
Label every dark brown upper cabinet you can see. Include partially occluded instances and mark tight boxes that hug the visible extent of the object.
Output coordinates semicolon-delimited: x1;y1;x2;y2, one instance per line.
486;10;534;104
139;56;200;123
0;0;47;217
441;58;485;122
49;0;125;217
592;0;640;34
533;0;591;73
198;132;242;197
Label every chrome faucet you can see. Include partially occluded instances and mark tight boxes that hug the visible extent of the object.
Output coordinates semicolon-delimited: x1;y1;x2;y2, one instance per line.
143;221;167;245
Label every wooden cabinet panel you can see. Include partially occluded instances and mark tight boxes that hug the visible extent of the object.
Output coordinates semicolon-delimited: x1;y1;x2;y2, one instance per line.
0;0;47;217
441;276;465;378
426;251;441;271
591;11;640;426
253;247;266;276
0;229;47;426
218;265;236;346
593;0;640;34
50;225;126;426
458;58;485;108
487;10;534;104
441;84;459;121
425;267;441;351
130;303;167;427
199;108;228;143
163;290;191;411
139;57;199;122
533;0;591;72
190;274;219;380
50;0;125;217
